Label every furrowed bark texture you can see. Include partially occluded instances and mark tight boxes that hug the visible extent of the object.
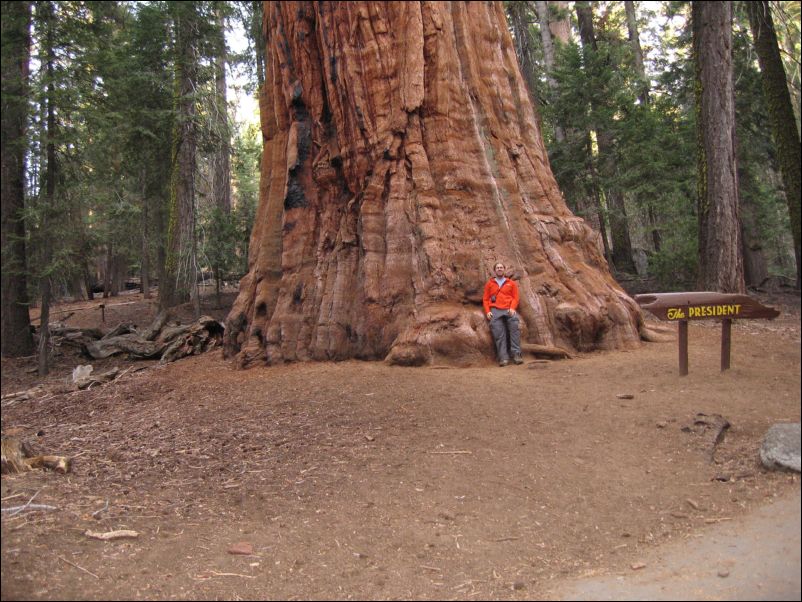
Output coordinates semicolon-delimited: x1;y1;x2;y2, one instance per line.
1;0;34;357
225;1;642;367
692;2;744;294
746;1;801;288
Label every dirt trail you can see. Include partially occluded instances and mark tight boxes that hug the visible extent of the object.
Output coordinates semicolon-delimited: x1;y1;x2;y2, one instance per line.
549;488;800;601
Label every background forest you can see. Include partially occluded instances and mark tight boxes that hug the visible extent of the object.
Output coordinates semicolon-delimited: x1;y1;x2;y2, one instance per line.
1;0;800;363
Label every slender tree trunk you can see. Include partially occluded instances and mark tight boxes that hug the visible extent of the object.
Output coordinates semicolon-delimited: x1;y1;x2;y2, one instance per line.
155;190;166;298
624;1;650;106
575;1;634;271
215;261;222;308
111;254;124;296
84;264;94;300
506;3;538;107
533;0;565;143
161;3;200;310
533;2;555;84
252;0;265;88
37;277;51;375
38;0;58;375
747;1;801;289
583;138;612;263
1;0;34;357
213;6;231;214
741;217;769;288
693;1;744;293
624;0;661;254
535;0;599;258
69;274;86;301
224;1;643;367
564;2;612;246
547;1;571;44
141;168;151;298
103;243;113;298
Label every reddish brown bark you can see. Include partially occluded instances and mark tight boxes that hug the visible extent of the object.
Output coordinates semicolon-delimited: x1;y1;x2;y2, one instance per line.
224;1;643;367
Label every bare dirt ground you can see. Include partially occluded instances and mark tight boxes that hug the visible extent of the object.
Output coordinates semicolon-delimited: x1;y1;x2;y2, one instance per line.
1;287;800;600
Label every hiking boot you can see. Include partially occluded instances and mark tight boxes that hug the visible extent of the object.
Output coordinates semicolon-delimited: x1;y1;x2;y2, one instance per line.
512;355;524;365
499;359;509;367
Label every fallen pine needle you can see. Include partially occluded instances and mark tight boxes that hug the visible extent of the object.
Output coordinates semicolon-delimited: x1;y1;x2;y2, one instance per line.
420;565;442;572
91;500;109;518
2;488;48;517
209;570;256;579
428;450;472;455
2;503;57;515
57;555;100;579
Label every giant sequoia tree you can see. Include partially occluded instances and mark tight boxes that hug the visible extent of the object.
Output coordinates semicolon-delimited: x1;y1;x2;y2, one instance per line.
225;1;645;367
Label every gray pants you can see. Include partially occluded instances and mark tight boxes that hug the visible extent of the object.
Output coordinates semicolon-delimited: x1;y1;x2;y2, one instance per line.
490;307;521;361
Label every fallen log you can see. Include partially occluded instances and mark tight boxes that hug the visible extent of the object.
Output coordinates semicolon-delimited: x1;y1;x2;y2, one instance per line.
81;315;224;363
160;317;224;364
101;323;136;340
1;436;71;475
140;309;170;341
84;333;163;360
50;325;103;340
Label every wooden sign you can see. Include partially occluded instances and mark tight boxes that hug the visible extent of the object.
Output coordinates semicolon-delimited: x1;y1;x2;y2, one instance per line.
634;292;780;376
634;292;779;322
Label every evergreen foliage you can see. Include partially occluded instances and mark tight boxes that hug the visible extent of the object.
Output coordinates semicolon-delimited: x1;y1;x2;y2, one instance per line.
20;2;257;296
506;0;798;290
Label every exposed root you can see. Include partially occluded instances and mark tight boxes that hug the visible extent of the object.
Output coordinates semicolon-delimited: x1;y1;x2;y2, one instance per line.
519;343;574;359
640;326;675;343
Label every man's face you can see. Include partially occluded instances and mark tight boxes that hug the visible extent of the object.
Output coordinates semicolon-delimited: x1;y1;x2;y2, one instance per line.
494;264;505;276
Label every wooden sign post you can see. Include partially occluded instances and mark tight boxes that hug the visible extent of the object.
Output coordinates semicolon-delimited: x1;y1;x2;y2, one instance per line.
634;292;780;376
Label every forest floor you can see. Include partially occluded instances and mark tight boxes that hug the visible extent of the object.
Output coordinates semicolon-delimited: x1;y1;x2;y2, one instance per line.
1;285;800;600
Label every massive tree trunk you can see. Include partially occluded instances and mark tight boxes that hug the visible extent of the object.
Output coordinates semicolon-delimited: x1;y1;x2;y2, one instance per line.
747;1;801;289
1;0;34;357
692;2;745;293
225;1;643;367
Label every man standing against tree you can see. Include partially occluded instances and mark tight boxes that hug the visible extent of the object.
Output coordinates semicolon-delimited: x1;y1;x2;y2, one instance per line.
483;262;523;367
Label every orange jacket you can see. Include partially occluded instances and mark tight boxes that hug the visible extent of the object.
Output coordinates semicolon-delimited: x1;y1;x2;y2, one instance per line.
483;277;520;314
